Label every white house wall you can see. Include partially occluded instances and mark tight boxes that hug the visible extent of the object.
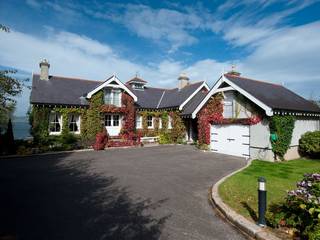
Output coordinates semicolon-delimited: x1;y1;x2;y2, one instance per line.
250;117;320;161
283;117;320;160
223;91;254;118
249;118;274;161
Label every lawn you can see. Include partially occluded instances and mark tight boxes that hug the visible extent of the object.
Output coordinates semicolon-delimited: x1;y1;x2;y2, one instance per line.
219;158;320;221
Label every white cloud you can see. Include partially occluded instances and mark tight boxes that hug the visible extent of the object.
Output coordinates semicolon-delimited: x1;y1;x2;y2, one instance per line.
95;4;203;53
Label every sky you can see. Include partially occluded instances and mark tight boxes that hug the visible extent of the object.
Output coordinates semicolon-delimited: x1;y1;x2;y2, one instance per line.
1;0;320;116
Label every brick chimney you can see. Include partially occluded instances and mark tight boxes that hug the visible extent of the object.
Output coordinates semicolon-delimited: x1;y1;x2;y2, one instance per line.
178;73;189;90
39;59;50;80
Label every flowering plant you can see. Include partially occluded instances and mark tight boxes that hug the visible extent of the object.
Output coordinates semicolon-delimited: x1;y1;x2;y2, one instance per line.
269;173;320;238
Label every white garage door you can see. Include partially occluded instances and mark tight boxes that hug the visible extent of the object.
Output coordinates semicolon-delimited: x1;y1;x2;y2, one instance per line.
210;124;250;158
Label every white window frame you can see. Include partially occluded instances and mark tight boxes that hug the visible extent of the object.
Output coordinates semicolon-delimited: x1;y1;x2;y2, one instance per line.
147;115;153;129
223;100;234;118
68;114;81;134
136;114;142;129
104;88;122;107
168;116;173;129
104;114;121;127
159;118;162;129
49;112;62;135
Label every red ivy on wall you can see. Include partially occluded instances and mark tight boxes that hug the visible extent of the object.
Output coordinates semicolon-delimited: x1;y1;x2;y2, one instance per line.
120;93;135;138
197;94;262;145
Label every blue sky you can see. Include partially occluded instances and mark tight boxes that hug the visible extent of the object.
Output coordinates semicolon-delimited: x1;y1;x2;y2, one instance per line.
1;0;320;116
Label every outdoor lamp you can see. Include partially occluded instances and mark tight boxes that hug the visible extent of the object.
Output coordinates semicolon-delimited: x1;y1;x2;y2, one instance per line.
258;176;267;227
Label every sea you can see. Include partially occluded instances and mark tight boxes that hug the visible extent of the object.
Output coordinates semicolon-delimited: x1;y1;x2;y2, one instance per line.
12;116;31;140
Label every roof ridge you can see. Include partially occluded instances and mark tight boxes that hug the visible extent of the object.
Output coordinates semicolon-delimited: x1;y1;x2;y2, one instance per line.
224;74;282;87
33;73;101;83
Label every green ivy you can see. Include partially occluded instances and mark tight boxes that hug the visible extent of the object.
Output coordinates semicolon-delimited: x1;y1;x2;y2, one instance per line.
82;90;104;141
269;115;295;160
29;106;50;144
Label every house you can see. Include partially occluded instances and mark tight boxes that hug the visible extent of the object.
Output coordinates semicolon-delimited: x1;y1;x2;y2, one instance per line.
30;60;209;143
30;60;320;161
190;72;320;161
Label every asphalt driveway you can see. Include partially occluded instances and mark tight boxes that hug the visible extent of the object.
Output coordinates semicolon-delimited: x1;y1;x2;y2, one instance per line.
0;145;247;240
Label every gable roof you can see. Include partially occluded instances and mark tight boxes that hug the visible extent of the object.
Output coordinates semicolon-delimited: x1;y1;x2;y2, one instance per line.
30;74;100;106
181;90;207;116
192;74;320;118
224;74;320;113
86;75;137;101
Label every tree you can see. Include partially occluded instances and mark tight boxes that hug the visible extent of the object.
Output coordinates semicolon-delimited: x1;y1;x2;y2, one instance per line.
5;118;15;154
0;24;28;132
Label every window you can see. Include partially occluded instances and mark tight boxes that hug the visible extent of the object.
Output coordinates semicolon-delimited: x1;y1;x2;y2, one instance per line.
49;112;62;134
136;115;142;129
159;118;162;129
223;101;234;118
105;115;112;126
147;115;153;128
168;116;172;129
104;114;121;127
104;88;121;107
68;114;80;133
113;115;119;126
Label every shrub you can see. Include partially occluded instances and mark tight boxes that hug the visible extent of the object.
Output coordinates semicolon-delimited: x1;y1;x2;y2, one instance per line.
159;132;172;144
92;131;108;150
299;131;320;158
59;133;78;145
269;173;320;238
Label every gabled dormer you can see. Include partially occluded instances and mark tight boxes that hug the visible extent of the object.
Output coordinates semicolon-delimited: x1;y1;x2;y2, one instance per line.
126;76;147;90
86;75;137;106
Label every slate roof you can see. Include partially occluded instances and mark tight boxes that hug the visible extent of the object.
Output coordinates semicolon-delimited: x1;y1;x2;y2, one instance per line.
30;74;100;106
181;90;207;116
31;74;205;110
129;81;204;109
225;74;320;113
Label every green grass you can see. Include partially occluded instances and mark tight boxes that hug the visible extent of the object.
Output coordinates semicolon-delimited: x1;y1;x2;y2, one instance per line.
219;159;320;221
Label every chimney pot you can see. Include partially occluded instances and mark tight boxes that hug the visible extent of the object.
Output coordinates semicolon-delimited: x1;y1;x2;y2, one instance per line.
39;59;50;80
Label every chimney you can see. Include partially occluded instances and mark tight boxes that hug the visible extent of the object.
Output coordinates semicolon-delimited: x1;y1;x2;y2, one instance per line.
178;73;189;90
39;59;50;80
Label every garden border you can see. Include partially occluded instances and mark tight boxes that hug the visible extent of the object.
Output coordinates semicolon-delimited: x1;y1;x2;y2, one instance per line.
210;159;282;240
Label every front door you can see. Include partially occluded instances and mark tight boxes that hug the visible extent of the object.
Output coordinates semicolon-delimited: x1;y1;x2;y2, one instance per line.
104;114;121;136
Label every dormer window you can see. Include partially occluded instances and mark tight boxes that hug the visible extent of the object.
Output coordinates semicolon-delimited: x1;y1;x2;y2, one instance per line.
104;88;121;107
133;83;144;90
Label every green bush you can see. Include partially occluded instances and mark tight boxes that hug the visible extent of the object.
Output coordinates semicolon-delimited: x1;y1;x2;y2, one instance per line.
159;132;172;144
299;131;320;158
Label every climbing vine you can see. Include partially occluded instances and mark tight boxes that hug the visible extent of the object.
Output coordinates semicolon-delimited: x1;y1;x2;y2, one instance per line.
197;94;224;145
120;93;135;137
269;115;295;160
197;93;262;146
169;111;186;143
29;106;50;144
83;90;104;141
161;111;168;132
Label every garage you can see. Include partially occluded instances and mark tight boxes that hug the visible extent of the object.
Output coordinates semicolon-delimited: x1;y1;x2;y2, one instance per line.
210;124;250;158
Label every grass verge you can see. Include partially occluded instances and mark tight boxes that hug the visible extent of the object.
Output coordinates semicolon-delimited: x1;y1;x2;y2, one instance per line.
219;158;320;221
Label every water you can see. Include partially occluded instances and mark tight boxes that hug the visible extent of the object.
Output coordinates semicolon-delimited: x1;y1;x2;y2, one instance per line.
12;116;31;140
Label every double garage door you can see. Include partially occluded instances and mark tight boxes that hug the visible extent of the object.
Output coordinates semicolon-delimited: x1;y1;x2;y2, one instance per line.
210;124;250;158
